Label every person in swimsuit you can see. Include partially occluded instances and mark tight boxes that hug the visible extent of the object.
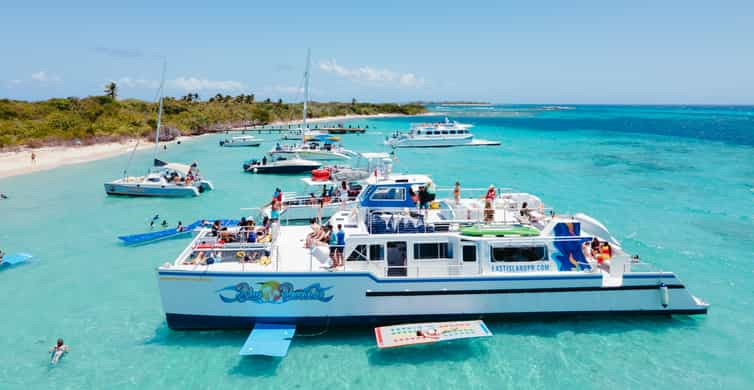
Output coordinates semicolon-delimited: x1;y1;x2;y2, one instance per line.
49;338;70;364
453;181;461;205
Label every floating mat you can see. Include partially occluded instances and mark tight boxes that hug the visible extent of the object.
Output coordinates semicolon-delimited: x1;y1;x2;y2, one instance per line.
118;219;239;245
240;323;296;357
1;252;33;266
375;320;492;349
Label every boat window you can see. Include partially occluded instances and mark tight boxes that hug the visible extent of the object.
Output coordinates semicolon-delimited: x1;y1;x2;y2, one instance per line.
450;130;457;134
370;187;406;201
462;245;477;262
441;130;449;135
370;244;384;260
490;246;548;262
413;242;452;260
434;131;441;135
346;244;385;261
347;245;367;261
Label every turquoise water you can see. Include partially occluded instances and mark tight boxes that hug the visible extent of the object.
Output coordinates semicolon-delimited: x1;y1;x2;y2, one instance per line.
1;105;753;389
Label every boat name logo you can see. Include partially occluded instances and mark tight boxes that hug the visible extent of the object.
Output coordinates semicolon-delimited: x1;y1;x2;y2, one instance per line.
216;281;333;304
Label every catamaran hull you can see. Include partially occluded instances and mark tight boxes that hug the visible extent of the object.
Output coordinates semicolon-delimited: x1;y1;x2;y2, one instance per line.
104;180;212;197
270;151;351;161
157;270;708;330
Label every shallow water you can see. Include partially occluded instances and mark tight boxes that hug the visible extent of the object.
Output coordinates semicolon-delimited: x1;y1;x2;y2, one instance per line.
1;105;753;389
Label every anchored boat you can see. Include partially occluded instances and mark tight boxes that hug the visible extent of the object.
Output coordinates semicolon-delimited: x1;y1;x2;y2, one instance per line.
220;135;262;147
385;117;499;148
104;63;213;197
156;176;708;330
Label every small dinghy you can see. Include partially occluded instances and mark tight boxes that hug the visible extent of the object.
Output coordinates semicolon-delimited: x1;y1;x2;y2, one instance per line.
375;320;492;349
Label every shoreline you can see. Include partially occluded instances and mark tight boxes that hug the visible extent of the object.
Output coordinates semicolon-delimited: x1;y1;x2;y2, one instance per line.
0;113;429;180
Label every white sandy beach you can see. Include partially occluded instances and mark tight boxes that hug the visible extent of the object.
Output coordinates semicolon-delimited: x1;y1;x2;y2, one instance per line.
0;113;427;179
0;140;155;179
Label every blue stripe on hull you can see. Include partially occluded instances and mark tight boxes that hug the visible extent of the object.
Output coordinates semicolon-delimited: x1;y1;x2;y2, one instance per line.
165;309;708;330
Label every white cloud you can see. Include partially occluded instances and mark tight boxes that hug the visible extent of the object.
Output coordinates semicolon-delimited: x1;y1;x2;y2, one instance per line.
319;59;424;88
115;77;159;89
30;71;61;83
270;85;304;94
168;77;245;92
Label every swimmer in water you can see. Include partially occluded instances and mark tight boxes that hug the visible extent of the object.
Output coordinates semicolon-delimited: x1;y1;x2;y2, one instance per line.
49;338;70;365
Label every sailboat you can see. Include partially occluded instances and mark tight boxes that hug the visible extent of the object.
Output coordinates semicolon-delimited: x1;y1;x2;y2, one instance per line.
281;49;327;141
104;63;214;197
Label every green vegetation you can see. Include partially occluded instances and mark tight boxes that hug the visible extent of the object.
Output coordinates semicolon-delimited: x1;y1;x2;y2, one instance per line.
0;94;426;148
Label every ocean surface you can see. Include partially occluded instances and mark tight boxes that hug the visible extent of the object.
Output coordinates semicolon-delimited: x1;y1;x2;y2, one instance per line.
1;105;753;389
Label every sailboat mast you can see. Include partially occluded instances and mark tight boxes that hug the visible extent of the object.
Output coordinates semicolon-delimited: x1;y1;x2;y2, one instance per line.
153;61;167;161
302;49;310;129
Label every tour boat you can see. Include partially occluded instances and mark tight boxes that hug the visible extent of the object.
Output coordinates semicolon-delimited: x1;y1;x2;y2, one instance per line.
156;176;708;330
385;117;499;148
243;154;321;174
220;135;262;147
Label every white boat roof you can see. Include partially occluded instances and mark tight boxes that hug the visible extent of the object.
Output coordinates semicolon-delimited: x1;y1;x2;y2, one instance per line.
163;163;191;176
360;152;391;159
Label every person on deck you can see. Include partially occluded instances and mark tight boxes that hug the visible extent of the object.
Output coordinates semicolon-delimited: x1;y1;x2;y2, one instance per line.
335;224;346;267
453;181;461;205
339;181;349;208
485;185;496;201
262;155;267;165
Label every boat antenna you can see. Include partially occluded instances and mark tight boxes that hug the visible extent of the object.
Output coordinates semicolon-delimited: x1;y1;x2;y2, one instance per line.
153;60;167;163
302;49;310;130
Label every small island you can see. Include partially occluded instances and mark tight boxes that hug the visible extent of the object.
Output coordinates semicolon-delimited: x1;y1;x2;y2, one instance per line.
0;89;426;148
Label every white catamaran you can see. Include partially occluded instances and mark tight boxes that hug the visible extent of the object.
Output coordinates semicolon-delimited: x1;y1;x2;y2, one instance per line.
156;175;708;330
104;63;213;197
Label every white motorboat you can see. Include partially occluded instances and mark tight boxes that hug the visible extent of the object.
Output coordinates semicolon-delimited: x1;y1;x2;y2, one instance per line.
385;117;500;148
269;140;356;161
220;135;262;147
156;176;708;329
243;154;321;174
104;64;213;198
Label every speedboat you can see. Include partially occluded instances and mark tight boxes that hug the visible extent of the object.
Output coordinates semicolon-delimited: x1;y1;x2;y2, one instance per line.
269;140;356;161
243;154;320;174
220;135;262;147
156;176;708;329
385;117;499;148
105;159;213;197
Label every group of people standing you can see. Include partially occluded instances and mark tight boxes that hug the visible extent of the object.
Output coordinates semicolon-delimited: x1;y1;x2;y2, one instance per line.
305;218;346;269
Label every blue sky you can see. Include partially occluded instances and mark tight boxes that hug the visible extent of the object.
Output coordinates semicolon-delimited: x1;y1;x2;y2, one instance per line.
1;0;752;104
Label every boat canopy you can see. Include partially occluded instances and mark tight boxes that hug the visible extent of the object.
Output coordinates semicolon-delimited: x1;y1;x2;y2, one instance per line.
164;163;192;176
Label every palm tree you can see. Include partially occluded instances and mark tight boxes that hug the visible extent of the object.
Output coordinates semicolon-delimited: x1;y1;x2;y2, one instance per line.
246;94;255;104
104;82;118;100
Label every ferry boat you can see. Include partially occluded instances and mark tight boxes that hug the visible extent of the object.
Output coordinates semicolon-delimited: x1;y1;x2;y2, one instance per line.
219;135;262;147
385;117;499;148
156;176;708;329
